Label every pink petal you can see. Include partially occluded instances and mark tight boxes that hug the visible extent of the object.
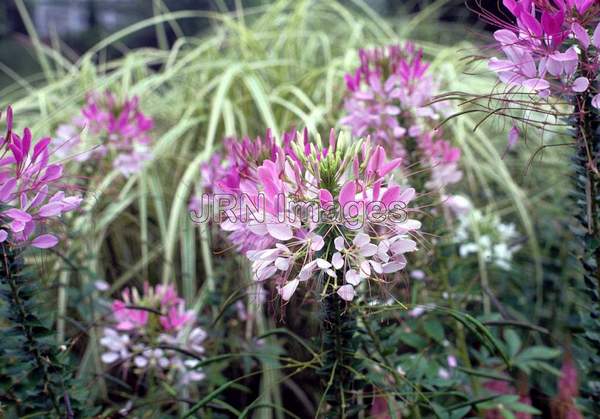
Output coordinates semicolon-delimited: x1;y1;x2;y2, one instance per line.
31;234;59;248
0;230;7;242
38;202;64;217
397;188;416;205
32;137;51;163
572;23;590;49
593;22;600;49
508;125;520;149
339;181;356;208
493;29;518;45
336;284;355;301
4;208;32;222
0;179;16;201
367;146;384;176
319;189;333;208
381;185;401;207
266;222;293;240
571;77;589;93
522;78;550;91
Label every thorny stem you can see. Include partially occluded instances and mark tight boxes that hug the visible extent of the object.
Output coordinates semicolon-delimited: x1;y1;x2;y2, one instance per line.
0;243;61;415
572;86;600;405
321;290;359;418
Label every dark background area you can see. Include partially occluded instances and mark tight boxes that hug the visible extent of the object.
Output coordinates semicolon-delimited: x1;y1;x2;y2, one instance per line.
0;0;501;89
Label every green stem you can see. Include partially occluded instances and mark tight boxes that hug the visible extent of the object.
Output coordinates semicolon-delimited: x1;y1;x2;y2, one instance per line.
571;89;600;407
0;243;62;415
320;292;359;418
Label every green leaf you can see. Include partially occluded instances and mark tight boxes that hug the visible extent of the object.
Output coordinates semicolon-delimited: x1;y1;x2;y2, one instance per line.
424;319;445;342
516;346;561;362
504;329;521;358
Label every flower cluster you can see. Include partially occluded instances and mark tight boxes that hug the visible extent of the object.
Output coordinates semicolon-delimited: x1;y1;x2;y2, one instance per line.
0;106;81;248
54;91;154;176
100;283;207;387
487;0;600;106
190;131;283;253
341;43;462;190
211;128;422;302
447;195;521;270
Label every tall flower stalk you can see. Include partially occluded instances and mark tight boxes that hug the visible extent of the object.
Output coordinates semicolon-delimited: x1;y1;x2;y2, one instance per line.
0;106;83;416
476;0;600;408
206;129;422;416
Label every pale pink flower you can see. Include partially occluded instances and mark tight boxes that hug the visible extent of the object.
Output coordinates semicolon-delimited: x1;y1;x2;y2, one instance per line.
101;283;207;388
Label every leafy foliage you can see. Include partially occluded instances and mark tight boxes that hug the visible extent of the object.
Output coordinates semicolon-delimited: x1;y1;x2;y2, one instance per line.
0;243;89;417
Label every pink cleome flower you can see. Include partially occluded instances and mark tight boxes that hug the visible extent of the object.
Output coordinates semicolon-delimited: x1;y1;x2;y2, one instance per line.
54;91;154;176
341;43;462;190
0;106;82;248
213;128;423;302
484;0;600;106
101;282;207;388
189;130;287;253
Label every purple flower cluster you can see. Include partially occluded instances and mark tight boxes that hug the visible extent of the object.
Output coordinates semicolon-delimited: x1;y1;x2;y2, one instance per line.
54;91;154;176
0;106;81;248
206;129;422;302
100;283;207;387
189;131;283;253
487;0;600;105
341;43;462;190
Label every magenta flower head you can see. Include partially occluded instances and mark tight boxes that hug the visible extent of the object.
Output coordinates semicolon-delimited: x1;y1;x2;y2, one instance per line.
213;128;423;303
101;282;207;387
54;91;154;176
483;0;600;105
0;106;82;249
190;130;289;253
341;43;462;191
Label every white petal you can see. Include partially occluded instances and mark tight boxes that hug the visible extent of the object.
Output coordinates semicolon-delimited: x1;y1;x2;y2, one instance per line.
275;257;290;271
267;222;293;240
382;261;406;273
101;352;119;364
337;285;355;301
359;243;378;257
256;265;277;281
280;279;299;301
345;269;362;286
370;260;383;274
316;258;332;269
390;239;417;254
311;235;324;251
134;356;148;368
332;252;344;270
359;260;371;278
353;233;370;247
334;236;345;251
